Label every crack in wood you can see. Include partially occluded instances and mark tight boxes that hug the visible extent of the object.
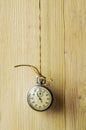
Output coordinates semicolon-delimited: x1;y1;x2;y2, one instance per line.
39;0;41;73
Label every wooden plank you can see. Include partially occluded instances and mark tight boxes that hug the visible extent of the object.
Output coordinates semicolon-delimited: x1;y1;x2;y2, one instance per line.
0;0;86;130
64;0;86;130
41;0;65;130
0;0;40;130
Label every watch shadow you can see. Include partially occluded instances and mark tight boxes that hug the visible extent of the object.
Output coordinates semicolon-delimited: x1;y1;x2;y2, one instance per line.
46;84;65;114
52;89;65;113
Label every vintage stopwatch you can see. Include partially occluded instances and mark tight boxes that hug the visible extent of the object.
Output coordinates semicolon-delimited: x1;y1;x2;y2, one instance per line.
27;77;53;111
14;64;53;111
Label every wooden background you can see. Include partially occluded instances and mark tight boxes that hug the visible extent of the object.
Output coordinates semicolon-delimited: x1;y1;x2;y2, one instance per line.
0;0;86;130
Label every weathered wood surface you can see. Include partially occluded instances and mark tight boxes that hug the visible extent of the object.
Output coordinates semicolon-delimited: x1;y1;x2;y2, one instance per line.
0;0;86;130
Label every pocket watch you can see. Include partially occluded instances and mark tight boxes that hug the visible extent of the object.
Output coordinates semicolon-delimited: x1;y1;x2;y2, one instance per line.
14;64;53;112
27;77;53;111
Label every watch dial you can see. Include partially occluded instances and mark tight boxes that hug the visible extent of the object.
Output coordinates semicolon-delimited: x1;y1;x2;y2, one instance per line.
27;86;53;111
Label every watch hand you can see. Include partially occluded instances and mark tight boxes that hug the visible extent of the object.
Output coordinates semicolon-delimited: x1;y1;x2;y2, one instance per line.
37;95;42;102
39;97;42;102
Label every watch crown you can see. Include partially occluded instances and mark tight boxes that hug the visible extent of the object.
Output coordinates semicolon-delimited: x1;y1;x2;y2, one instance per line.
36;77;46;85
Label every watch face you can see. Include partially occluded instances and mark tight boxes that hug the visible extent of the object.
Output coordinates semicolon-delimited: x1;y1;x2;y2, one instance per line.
27;86;53;111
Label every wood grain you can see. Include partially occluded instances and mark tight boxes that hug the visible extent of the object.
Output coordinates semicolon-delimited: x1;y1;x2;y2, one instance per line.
64;0;86;130
0;0;86;130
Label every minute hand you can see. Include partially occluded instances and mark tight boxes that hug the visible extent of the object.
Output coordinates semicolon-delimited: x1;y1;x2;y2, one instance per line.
37;95;42;102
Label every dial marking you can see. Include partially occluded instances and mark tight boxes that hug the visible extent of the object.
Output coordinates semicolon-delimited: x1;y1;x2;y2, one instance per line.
32;101;35;103
35;104;38;107
46;94;49;96
43;105;46;107
46;102;49;104
47;98;50;100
